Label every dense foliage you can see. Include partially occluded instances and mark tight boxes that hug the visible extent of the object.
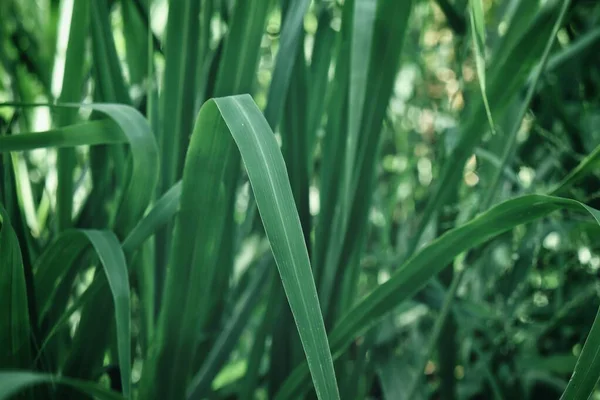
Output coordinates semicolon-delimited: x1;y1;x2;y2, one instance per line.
1;0;600;399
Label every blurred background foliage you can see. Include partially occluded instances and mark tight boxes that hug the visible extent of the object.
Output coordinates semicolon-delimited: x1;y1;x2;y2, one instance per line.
1;0;600;399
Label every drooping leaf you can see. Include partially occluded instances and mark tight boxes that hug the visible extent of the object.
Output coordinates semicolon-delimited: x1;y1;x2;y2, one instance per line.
143;94;340;400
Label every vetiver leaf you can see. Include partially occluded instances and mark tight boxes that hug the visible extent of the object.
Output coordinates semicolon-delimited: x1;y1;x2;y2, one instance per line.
320;0;415;324
80;230;131;398
0;372;125;400
0;120;124;151
0;103;159;238
551;142;600;196
26;229;131;397
121;181;183;256
0;204;31;370
264;0;311;127
469;0;495;134
318;0;378;318
186;256;270;399
141;94;339;400
90;0;131;105
54;0;89;232
215;95;340;400
158;0;201;193
277;194;600;399
560;307;600;399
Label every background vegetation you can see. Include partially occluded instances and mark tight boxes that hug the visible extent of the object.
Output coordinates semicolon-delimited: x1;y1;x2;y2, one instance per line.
1;0;600;399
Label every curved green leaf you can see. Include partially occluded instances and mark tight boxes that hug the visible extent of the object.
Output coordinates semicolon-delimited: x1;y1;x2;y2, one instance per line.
143;94;339;400
0;120;123;151
0;371;125;400
551;142;600;196
276;194;600;399
121;181;182;256
561;306;600;399
30;229;130;397
0;103;159;238
81;230;131;398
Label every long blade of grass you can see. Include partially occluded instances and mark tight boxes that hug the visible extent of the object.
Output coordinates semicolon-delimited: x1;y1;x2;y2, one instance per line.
239;276;280;400
21;228;131;396
482;0;571;207
142;94;339;400
263;0;311;128
318;0;377;318
54;0;89;232
158;0;201;192
0;120;124;151
277;194;600;399
0;372;125;400
0;103;159;238
322;0;414;324
0;204;31;370
551;142;600;196
34;201;176;369
90;0;131;105
307;7;335;154
469;0;495;134
561;306;600;399
186;256;270;399
121;181;182;256
216;95;340;400
80;230;131;398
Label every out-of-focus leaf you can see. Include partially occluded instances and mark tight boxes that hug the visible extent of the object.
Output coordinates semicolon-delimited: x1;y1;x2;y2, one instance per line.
277;194;600;398
469;0;495;134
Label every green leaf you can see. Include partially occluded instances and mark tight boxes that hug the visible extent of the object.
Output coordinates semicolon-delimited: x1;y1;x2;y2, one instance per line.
143;94;339;400
0;103;159;238
0;372;125;400
469;0;495;135
0;204;31;370
214;95;340;400
158;0;201;195
318;0;378;318
277;194;600;399
29;229;131;397
121;181;183;256
0;120;124;151
561;308;600;399
90;0;131;104
81;230;131;399
55;0;90;232
186;257;270;399
551;142;600;196
264;0;311;127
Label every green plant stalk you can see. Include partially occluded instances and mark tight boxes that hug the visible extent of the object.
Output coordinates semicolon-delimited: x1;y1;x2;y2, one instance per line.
55;0;90;233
